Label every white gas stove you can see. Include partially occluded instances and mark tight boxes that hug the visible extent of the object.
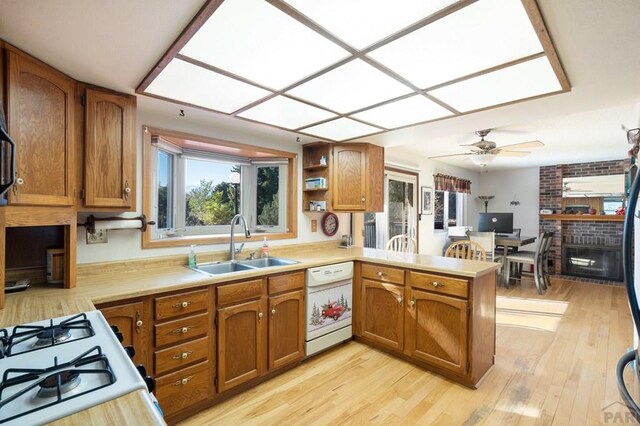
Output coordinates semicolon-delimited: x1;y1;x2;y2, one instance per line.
0;311;148;425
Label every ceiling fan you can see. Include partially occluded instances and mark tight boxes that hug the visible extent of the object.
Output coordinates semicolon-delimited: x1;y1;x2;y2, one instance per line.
429;129;544;166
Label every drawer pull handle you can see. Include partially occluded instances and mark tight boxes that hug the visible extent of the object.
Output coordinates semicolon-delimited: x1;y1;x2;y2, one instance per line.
377;271;386;277
397;297;403;305
174;376;193;386
172;326;191;334
173;301;192;309
172;351;193;360
431;281;444;288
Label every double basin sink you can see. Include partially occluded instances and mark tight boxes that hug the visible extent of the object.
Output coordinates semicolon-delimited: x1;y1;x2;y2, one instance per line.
189;257;299;276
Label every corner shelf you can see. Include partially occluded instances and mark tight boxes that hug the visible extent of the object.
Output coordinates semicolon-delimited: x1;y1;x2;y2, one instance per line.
303;187;329;192
303;164;328;171
540;214;625;222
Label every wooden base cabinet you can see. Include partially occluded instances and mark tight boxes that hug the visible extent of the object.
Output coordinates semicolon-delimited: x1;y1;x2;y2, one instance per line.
268;288;304;370
97;299;150;371
356;262;496;388
405;289;468;376
217;297;267;392
361;279;404;352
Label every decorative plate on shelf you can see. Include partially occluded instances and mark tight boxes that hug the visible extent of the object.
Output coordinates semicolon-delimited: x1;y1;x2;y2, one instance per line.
321;212;339;236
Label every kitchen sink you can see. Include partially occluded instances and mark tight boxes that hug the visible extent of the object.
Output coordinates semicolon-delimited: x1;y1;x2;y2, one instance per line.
238;257;299;268
189;257;299;276
190;261;256;276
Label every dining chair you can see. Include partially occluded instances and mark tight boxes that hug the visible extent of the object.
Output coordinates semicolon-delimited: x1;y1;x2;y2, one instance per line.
541;231;554;289
445;240;487;261
386;235;417;253
504;232;547;294
468;231;499;262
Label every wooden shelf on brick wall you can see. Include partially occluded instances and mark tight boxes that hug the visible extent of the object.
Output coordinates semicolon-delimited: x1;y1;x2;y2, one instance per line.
541;214;625;222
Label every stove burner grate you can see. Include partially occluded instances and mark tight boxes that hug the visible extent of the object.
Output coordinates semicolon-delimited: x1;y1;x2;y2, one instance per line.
3;313;94;357
36;370;82;399
0;346;116;424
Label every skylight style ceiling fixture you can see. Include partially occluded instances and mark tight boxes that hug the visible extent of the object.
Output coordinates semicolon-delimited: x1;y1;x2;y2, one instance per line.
470;153;496;166
137;0;570;142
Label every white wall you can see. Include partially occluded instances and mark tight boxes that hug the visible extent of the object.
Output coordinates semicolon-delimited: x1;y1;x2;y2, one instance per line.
386;147;481;256
76;106;349;264
475;167;540;238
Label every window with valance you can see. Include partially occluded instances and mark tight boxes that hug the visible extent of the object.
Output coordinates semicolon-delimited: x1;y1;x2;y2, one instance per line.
433;173;470;230
433;173;472;194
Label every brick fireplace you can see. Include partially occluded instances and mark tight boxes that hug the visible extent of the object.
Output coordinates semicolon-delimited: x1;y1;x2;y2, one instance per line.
539;159;626;283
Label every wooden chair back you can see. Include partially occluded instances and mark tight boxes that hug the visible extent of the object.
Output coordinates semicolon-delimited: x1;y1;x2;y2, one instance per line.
445;240;487;261
468;231;496;261
386;235;417;253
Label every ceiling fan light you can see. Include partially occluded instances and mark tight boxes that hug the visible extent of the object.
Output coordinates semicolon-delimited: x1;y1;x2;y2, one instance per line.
470;153;496;166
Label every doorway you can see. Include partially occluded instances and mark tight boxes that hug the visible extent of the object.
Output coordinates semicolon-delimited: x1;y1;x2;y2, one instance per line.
364;169;418;251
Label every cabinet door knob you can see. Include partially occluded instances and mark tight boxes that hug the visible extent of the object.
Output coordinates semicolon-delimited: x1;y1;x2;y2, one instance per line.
409;299;415;308
174;376;193;386
258;312;264;320
361;196;365;204
16;177;24;185
124;180;131;200
136;320;143;327
397;297;403;305
271;309;276;316
173;351;193;360
135;311;142;333
431;281;444;288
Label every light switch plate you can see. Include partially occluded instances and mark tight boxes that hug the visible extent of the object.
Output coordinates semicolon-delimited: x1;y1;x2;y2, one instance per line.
311;219;317;232
87;229;108;244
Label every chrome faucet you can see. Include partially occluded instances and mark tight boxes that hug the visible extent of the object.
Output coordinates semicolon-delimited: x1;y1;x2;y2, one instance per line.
229;214;251;261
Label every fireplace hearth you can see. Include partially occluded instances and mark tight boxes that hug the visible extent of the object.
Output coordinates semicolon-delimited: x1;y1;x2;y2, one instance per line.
562;243;623;282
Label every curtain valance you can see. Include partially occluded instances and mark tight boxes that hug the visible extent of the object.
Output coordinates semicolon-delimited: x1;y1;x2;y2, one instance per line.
433;173;471;194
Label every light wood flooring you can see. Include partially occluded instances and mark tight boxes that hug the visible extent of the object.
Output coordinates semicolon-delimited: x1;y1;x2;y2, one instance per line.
179;277;638;425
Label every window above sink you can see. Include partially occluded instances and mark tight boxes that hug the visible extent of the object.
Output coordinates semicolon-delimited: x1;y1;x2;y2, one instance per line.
142;126;298;248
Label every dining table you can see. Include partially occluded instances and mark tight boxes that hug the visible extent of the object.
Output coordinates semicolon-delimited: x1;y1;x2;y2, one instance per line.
495;235;537;286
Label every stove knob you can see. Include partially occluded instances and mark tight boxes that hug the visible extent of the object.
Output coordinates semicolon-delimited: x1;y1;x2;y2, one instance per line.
110;326;124;343
136;365;148;377
124;345;135;359
144;376;156;393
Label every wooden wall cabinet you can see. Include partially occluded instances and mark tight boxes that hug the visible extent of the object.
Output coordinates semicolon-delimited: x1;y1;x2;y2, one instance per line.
97;299;150;370
81;87;136;210
302;142;384;213
6;50;75;206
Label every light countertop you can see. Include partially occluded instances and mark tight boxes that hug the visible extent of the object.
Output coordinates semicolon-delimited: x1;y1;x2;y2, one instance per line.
0;245;500;424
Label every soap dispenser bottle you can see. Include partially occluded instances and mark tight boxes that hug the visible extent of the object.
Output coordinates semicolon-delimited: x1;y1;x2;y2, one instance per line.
261;237;269;258
188;244;197;267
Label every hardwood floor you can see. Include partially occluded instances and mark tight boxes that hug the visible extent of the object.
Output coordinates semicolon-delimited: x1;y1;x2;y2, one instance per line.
179;277;637;425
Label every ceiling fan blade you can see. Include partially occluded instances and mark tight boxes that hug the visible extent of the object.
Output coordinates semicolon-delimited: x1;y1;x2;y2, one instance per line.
497;150;530;157
498;140;544;150
428;152;473;159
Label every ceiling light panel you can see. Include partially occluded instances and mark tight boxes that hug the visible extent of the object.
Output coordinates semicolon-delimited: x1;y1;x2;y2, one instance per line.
238;96;337;129
351;94;453;129
428;56;562;112
287;59;411;113
368;0;544;89
145;59;271;113
302;117;381;141
283;0;458;49
179;0;349;90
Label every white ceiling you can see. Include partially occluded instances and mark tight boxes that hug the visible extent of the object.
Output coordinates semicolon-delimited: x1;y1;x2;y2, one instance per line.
1;0;639;171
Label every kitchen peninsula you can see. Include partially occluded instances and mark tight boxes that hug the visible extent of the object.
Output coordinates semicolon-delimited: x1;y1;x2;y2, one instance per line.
0;244;499;425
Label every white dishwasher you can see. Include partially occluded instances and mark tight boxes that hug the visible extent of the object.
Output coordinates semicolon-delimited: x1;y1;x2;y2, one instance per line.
305;261;353;357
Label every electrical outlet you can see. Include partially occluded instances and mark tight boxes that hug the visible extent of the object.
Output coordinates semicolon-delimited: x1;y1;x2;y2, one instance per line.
86;229;108;244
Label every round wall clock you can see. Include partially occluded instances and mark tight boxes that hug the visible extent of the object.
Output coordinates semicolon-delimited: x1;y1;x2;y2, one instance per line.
321;212;339;236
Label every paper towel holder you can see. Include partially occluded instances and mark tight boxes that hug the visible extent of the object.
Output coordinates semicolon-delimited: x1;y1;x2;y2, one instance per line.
79;214;155;234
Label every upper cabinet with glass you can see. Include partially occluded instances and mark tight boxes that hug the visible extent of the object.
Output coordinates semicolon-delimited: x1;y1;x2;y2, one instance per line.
142;127;297;248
